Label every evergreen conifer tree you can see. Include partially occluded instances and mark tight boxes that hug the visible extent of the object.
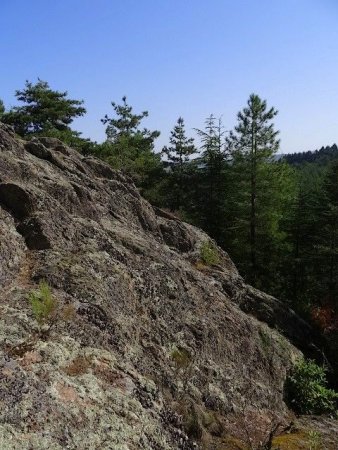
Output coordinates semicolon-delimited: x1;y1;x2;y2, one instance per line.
317;161;338;309
279;164;323;307
162;117;196;210
226;94;284;285
2;79;86;136
190;115;228;242
99;96;162;193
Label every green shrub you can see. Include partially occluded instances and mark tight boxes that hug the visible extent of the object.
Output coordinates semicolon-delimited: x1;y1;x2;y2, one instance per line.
200;240;220;266
286;359;338;414
28;281;56;325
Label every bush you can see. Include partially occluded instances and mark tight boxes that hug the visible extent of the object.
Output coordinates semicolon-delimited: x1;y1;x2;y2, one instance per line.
200;240;220;266
28;280;56;325
285;359;338;414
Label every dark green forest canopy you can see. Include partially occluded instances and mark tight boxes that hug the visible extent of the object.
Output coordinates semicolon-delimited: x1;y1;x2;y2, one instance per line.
283;143;338;166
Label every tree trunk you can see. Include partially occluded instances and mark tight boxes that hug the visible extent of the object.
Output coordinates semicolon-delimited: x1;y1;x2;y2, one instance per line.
250;129;257;283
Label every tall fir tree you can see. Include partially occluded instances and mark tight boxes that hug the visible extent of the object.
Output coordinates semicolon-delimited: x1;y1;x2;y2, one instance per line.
226;94;288;287
162;117;197;211
189;115;228;242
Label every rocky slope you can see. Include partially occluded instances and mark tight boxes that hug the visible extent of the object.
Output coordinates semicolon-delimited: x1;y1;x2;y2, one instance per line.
0;123;336;449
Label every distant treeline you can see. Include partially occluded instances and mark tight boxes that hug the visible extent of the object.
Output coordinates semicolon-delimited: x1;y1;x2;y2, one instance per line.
284;144;338;166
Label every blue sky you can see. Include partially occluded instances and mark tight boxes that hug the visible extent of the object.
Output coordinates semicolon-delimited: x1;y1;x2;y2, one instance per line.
1;0;337;153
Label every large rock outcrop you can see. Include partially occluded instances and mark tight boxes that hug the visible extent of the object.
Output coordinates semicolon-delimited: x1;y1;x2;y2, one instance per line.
0;123;335;449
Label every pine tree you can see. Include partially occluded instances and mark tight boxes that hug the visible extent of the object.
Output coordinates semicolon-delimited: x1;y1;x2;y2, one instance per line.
99;96;162;193
226;94;282;285
162;117;196;211
1;79;86;137
101;96;159;149
190;115;228;242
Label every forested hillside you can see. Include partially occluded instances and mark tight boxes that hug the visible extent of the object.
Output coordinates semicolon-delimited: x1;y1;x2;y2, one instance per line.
284;144;338;166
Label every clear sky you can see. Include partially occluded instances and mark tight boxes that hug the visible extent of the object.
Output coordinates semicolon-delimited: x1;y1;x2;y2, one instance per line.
1;0;337;153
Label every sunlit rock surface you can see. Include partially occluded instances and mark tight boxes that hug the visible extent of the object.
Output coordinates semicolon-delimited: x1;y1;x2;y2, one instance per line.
0;123;336;449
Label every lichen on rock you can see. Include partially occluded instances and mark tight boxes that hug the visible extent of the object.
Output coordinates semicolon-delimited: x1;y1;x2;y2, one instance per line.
0;123;336;449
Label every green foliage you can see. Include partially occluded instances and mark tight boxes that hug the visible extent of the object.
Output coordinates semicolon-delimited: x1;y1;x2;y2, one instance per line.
170;346;193;393
28;281;56;325
162;117;196;165
171;347;191;370
30;127;97;154
279;164;325;308
279;161;338;312
1;79;86;138
200;240;220;266
286;359;338;414
0;99;5;118
317;160;338;305
259;328;272;353
307;430;322;450
98;96;162;194
189;115;229;242
162;116;197;211
227;93;280;158
284;143;338;167
225;94;290;289
101;96;159;144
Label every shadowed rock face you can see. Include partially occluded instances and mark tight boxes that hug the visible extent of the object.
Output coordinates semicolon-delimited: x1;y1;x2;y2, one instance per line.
0;123;335;449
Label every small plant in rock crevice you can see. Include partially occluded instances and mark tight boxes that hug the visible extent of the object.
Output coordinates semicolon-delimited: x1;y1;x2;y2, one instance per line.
307;430;322;450
171;347;191;370
199;240;220;266
259;328;272;353
28;280;57;326
170;346;193;392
